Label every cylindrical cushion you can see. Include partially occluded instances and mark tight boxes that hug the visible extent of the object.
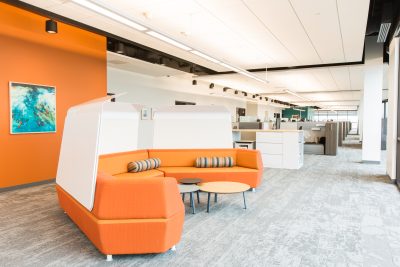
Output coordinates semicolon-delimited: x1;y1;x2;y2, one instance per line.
148;149;237;167
98;150;149;175
92;173;184;220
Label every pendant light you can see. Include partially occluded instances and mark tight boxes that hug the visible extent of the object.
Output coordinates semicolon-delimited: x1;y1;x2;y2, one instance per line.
46;19;58;34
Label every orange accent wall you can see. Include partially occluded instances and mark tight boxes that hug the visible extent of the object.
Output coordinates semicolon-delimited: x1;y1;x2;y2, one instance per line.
0;3;107;188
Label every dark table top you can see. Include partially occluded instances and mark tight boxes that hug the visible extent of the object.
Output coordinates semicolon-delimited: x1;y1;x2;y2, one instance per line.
178;178;202;184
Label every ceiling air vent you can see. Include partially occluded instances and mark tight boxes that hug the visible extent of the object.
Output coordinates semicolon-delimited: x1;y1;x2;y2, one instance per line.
377;23;391;43
377;3;392;43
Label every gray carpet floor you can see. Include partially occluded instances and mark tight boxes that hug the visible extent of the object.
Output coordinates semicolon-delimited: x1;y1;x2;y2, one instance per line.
1;140;400;267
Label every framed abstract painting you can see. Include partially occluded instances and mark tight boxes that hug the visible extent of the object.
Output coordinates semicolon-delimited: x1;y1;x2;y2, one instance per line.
9;82;56;134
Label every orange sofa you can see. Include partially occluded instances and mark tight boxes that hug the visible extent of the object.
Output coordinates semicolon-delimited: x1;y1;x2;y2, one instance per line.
98;148;263;189
56;169;184;258
56;148;262;259
149;148;263;188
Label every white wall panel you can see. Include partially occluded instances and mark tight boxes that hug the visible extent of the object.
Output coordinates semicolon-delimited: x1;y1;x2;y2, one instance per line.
153;106;233;149
56;99;141;210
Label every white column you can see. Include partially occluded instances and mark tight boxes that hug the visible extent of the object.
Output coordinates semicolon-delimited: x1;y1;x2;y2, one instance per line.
358;98;363;140
386;38;399;179
362;37;383;163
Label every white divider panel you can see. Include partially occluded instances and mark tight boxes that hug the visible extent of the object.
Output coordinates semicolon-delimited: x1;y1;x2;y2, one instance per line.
153;105;232;149
98;102;140;155
56;97;140;211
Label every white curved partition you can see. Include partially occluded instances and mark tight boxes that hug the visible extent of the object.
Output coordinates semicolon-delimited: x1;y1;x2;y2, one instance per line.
152;105;232;149
56;97;140;210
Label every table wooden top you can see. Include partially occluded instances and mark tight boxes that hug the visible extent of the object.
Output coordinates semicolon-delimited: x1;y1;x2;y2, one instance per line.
198;182;250;194
178;184;200;193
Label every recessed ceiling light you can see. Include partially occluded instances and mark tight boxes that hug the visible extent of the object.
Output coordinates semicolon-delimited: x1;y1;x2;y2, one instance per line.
72;0;147;31
219;62;241;73
190;51;219;63
146;31;192;51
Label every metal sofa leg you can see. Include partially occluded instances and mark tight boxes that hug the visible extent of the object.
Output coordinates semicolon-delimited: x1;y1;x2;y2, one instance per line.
106;255;113;261
252;188;256;192
171;245;176;251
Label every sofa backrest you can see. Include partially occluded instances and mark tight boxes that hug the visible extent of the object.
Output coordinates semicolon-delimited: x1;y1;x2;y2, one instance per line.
98;150;149;175
148;149;237;167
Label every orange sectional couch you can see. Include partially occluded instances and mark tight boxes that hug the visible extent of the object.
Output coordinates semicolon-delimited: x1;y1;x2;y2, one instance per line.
56;172;184;257
56;148;262;259
98;148;263;188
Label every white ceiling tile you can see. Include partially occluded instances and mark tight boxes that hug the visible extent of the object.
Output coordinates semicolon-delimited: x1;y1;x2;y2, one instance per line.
244;0;322;65
337;0;369;62
289;0;344;63
349;65;364;90
329;66;351;90
20;0;62;9
311;68;338;90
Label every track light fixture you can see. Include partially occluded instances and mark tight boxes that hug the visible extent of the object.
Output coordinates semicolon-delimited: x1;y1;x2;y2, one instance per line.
259;97;262;100
46;19;58;34
234;90;238;95
243;92;247;96
252;95;256;99
192;80;197;85
265;97;268;101
115;42;125;54
209;83;214;89
223;87;229;92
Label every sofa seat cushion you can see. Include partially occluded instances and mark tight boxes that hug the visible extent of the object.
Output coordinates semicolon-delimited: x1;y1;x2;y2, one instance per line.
114;169;165;179
157;166;259;187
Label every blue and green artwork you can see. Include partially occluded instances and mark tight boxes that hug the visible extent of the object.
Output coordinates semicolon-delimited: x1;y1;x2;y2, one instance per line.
10;82;56;134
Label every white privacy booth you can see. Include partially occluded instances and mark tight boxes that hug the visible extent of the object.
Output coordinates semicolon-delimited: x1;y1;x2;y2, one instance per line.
56;96;140;210
152;105;233;149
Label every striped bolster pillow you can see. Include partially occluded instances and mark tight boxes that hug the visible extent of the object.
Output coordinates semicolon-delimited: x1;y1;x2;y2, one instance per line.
128;158;161;173
195;157;235;168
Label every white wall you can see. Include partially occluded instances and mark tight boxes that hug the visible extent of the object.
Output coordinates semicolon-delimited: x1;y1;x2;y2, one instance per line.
108;67;247;117
258;104;282;122
387;38;400;179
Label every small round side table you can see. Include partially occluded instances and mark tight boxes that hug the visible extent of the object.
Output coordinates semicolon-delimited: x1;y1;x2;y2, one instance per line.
178;178;203;204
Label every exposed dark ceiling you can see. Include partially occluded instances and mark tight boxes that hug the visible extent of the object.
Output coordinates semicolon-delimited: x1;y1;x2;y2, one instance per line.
366;0;400;37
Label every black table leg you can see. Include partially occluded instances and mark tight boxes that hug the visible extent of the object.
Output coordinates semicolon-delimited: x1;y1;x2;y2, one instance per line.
207;193;211;212
214;193;218;203
196;191;200;204
182;193;185;202
190;192;195;214
189;192;193;207
243;192;247;209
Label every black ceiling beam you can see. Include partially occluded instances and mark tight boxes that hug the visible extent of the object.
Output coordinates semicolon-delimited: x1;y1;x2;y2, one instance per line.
204;60;365;76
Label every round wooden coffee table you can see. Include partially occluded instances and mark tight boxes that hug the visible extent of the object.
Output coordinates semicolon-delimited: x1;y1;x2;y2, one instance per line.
198;182;250;212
